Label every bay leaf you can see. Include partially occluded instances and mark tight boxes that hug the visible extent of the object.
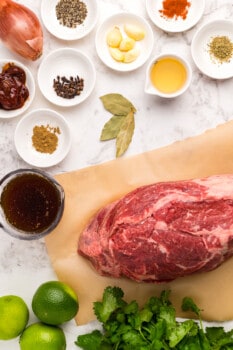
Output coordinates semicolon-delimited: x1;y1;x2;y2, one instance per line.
116;110;135;157
100;93;136;116
100;115;126;141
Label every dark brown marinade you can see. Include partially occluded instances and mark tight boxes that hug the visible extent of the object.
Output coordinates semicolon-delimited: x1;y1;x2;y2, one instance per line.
0;173;61;233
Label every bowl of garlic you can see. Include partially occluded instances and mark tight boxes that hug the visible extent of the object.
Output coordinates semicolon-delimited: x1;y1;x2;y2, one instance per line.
95;12;154;72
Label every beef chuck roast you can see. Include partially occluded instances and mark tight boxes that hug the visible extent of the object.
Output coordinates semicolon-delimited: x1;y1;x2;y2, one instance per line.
78;174;233;283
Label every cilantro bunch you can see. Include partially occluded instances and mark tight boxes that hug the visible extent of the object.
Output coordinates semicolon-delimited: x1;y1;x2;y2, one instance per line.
75;286;233;350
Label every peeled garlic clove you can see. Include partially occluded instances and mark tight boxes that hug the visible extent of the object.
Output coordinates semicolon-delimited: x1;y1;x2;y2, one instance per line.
119;37;135;51
106;26;122;48
124;47;140;63
109;47;125;62
124;23;145;41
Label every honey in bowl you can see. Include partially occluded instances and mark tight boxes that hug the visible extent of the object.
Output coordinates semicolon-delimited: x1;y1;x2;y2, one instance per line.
0;169;64;240
150;57;188;94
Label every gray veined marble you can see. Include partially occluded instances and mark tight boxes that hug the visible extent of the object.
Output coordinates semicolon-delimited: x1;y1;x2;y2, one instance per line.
0;0;233;349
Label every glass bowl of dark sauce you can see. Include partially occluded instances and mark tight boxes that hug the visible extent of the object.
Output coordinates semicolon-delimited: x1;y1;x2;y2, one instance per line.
0;169;65;240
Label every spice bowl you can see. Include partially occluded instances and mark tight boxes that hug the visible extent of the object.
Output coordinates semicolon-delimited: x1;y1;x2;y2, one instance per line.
146;0;205;33
191;19;233;79
14;108;72;168
40;0;99;40
144;53;192;98
37;48;96;107
0;168;65;240
0;59;35;119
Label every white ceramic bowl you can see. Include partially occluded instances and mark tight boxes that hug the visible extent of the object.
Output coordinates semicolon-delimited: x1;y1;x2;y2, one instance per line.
38;48;96;107
0;59;35;119
41;0;98;40
145;53;192;98
95;12;154;72
14;108;72;168
191;19;233;79
146;0;205;33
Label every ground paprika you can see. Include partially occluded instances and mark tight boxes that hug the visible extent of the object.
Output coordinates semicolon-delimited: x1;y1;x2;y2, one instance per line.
159;0;191;20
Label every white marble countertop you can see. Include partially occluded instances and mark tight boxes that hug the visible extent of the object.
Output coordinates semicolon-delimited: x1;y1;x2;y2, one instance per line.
1;0;233;349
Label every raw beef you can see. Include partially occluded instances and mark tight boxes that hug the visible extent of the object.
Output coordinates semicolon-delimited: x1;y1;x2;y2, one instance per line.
78;174;233;283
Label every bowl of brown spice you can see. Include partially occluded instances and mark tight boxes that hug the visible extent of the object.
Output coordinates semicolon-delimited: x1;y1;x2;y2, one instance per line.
38;48;96;107
41;0;99;40
191;19;233;79
14;108;72;168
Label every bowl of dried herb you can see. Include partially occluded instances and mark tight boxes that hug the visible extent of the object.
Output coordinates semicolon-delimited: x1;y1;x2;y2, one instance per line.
14;108;72;168
191;19;233;79
41;0;99;41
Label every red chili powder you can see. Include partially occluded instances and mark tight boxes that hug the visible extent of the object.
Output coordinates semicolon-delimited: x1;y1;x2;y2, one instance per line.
159;0;191;20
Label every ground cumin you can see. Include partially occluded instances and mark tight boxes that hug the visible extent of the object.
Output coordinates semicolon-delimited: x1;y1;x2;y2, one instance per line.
32;124;61;154
159;0;191;20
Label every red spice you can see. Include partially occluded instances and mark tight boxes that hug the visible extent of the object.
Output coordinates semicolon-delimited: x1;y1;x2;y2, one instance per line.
159;0;191;20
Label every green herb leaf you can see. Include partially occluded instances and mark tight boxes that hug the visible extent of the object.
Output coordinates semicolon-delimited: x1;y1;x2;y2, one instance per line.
93;286;126;323
100;93;136;115
75;287;233;350
116;110;135;157
100;115;125;141
75;330;103;350
168;320;196;347
182;297;202;317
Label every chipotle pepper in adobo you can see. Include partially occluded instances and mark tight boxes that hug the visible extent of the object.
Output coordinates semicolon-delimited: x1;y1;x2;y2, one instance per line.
0;63;29;110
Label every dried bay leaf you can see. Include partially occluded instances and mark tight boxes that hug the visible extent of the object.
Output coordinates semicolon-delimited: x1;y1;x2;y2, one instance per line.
100;115;126;141
100;93;136;116
116;110;135;157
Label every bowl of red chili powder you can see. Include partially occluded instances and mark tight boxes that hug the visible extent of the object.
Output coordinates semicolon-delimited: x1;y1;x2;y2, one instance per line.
146;0;205;33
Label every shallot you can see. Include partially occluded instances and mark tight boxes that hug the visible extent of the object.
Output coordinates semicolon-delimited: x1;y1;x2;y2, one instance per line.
0;0;43;61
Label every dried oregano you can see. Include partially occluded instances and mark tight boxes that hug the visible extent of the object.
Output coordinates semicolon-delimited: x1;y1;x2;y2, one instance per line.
100;93;136;157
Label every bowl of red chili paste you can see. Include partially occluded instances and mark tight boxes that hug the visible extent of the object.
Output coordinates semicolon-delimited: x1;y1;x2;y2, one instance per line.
146;0;205;33
0;59;35;119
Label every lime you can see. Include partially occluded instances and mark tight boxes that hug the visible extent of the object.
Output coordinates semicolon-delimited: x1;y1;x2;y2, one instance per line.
0;295;29;340
32;281;79;325
19;322;66;350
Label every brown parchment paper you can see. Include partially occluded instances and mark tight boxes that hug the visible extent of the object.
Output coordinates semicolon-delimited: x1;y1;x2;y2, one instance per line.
46;120;233;325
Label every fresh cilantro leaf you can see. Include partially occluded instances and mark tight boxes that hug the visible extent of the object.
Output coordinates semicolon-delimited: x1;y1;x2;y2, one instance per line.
93;286;126;323
182;297;202;317
75;330;103;350
206;327;233;349
75;287;233;350
168;319;196;347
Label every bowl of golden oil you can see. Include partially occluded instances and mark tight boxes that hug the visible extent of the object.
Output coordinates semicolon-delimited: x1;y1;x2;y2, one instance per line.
145;53;192;98
0;169;65;240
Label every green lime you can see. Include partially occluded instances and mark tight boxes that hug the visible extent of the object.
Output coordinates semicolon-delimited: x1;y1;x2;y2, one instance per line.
19;322;66;350
32;281;79;325
0;295;29;340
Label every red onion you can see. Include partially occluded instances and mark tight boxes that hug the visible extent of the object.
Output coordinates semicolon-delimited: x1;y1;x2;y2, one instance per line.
0;0;43;60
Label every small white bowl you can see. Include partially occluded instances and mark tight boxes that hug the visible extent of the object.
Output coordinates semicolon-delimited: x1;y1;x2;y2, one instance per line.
41;0;98;40
145;53;192;98
14;108;72;168
191;19;233;79
95;12;154;72
0;59;35;119
146;0;205;33
38;48;96;107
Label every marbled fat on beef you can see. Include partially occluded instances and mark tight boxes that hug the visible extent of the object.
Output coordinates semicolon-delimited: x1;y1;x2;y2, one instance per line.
78;175;233;282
